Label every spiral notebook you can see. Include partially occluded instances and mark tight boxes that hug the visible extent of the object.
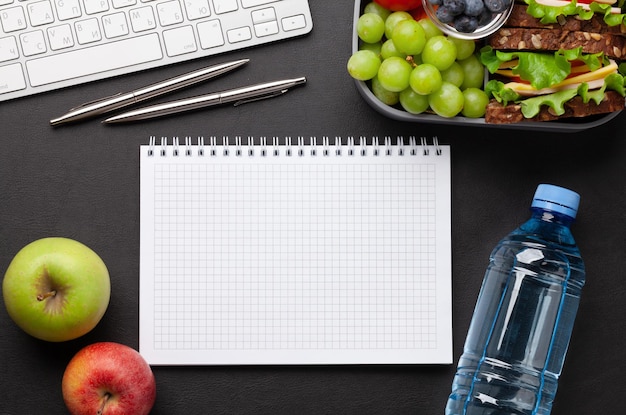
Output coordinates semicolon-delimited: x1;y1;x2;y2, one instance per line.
139;135;452;365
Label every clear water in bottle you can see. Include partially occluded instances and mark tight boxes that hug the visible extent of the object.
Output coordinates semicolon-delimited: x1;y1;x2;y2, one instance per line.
445;184;585;415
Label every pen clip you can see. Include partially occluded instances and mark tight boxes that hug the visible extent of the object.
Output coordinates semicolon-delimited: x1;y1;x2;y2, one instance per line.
68;92;125;111
233;89;288;106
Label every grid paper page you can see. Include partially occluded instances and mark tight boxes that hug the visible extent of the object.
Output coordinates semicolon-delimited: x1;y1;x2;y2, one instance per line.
139;137;452;365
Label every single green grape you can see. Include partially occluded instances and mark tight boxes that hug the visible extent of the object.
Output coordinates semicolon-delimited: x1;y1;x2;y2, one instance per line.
360;41;382;56
428;82;464;117
347;50;381;81
357;13;385;44
448;37;476;61
409;63;442;95
441;62;464;88
380;39;406;60
458;54;485;90
418;18;443;39
399;88;430;114
391;19;426;56
462;87;489;118
363;1;392;20
372;76;400;106
377;56;412;92
421;35;457;71
384;11;413;40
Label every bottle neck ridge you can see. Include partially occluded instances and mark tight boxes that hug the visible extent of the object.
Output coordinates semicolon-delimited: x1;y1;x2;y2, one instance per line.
530;207;575;228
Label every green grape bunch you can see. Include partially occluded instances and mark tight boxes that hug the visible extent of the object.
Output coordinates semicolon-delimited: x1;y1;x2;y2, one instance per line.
347;1;489;118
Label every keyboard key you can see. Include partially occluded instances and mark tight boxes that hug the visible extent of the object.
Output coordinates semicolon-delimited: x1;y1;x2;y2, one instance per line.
183;0;210;20
1;6;27;32
25;33;162;86
282;14;306;31
241;0;278;7
0;63;27;94
251;7;275;23
197;18;224;49
47;23;75;50
163;24;196;56
212;0;236;14
19;29;47;56
75;17;102;43
112;0;136;7
129;5;156;32
226;26;251;43
157;0;183;26
83;0;109;14
254;20;277;37
26;0;54;26
102;11;129;38
0;36;19;62
53;0;81;20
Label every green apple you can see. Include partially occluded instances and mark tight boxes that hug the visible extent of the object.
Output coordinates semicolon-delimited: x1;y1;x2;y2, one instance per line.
2;237;110;342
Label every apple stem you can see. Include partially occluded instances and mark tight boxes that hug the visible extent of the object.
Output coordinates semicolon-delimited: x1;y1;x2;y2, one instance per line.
36;290;56;301
97;392;111;415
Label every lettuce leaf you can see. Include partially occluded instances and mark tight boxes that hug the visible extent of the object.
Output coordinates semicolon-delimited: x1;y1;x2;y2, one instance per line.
576;82;607;105
485;80;521;105
604;72;626;95
520;89;579;118
526;0;592;23
479;46;607;90
589;2;626;25
524;0;626;26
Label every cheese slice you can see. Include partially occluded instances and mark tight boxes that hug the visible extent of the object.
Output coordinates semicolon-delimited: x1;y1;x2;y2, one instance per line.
503;60;618;96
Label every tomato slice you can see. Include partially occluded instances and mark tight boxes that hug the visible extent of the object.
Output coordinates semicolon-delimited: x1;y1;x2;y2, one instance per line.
410;5;428;20
374;0;423;11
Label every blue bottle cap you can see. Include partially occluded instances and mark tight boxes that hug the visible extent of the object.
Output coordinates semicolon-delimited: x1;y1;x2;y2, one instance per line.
531;184;580;219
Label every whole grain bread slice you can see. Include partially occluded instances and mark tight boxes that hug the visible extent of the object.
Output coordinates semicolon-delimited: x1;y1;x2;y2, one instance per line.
487;27;626;60
484;90;625;123
506;4;626;34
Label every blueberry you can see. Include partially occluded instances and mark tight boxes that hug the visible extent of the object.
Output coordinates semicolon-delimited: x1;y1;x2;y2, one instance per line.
435;6;456;23
464;0;484;17
484;0;507;13
428;0;443;5
444;0;466;14
454;15;479;32
477;8;493;25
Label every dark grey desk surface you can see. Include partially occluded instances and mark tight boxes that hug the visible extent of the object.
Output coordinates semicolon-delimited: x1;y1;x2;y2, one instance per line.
1;2;625;414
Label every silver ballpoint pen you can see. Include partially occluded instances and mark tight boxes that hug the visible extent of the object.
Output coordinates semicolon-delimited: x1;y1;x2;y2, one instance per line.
50;58;250;126
102;77;307;124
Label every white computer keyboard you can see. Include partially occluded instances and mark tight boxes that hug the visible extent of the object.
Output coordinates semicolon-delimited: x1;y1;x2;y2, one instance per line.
0;0;312;102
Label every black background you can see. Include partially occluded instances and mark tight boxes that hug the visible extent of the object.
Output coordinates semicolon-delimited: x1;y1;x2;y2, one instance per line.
1;1;625;414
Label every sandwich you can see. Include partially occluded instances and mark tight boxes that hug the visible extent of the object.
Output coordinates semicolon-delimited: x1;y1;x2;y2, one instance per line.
480;0;626;124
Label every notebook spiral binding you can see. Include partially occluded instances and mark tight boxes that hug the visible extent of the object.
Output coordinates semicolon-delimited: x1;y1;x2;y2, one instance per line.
147;135;443;158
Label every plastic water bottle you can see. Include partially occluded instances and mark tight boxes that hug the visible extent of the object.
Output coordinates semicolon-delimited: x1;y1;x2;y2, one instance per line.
445;184;585;415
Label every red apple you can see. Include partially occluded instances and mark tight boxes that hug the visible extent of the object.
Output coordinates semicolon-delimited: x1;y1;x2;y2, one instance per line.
62;342;156;415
